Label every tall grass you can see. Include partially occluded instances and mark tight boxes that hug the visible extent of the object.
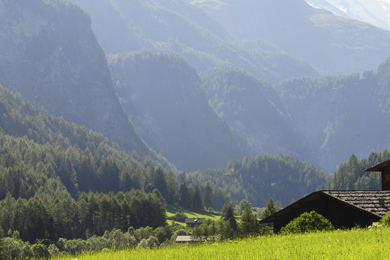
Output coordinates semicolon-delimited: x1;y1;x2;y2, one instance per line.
55;227;390;260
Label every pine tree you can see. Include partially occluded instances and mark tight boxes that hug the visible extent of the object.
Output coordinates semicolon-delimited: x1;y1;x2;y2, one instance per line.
261;198;278;219
178;182;191;208
0;225;10;260
221;202;238;232
239;205;257;237
202;183;213;210
191;184;203;210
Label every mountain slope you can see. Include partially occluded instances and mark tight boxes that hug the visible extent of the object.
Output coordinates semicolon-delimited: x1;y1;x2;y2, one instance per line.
0;0;148;154
109;52;244;171
187;154;331;207
307;0;390;31
70;0;318;84
200;68;299;157
277;58;390;171
189;0;390;75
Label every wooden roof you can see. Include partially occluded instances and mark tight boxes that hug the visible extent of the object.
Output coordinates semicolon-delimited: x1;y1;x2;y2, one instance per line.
185;218;205;224
261;190;390;224
366;159;390;172
322;190;390;218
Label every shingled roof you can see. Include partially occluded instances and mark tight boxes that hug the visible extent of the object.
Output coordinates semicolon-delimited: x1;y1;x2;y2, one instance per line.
260;190;390;232
322;190;390;218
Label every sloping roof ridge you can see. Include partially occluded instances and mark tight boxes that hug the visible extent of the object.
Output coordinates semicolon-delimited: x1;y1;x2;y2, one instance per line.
319;190;390;218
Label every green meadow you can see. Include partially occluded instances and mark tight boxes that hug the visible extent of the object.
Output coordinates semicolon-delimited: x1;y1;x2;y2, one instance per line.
54;227;390;260
166;205;221;226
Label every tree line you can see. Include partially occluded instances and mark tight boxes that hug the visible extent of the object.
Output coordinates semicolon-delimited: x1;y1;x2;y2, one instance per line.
0;189;166;243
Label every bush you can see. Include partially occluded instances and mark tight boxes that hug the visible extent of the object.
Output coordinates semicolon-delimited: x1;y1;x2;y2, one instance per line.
31;244;50;259
380;210;390;226
280;211;334;234
173;212;188;222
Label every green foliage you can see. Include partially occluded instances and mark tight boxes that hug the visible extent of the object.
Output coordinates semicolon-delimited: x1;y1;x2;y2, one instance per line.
172;212;188;222
380;210;390;227
178;182;191;209
323;151;387;190
220;203;238;239
260;198;278;220
0;225;10;260
187;154;329;208
239;205;258;237
0;190;166;243
202;183;213;210
191;184;203;211
280;211;335;235
31;244;50;259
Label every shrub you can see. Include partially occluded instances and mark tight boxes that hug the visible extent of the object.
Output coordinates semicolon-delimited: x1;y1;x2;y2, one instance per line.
31;244;50;259
380;210;390;226
280;211;334;234
173;212;188;222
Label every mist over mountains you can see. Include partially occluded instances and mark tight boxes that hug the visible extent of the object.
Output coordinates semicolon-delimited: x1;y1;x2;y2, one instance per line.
2;0;390;174
307;0;390;31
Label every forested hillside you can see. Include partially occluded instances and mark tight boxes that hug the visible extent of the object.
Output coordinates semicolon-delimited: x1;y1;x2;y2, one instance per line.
0;0;148;154
109;52;244;172
322;150;389;191
0;83;177;199
200;68;299;158
277;58;390;171
185;154;330;208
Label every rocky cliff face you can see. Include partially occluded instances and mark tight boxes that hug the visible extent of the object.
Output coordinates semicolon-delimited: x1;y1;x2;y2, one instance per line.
109;52;244;171
0;0;148;154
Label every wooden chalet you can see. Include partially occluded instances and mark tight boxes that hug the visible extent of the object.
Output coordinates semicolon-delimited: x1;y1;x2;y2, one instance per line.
260;159;390;232
185;218;205;227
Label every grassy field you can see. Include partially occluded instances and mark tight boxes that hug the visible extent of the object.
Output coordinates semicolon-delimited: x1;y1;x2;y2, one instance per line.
55;227;390;260
166;205;220;226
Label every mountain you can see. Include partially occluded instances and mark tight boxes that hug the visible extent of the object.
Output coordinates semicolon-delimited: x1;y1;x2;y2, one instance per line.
0;81;178;198
200;68;300;158
70;0;318;84
0;0;148;154
188;0;390;75
306;0;390;31
276;58;390;171
108;52;244;172
186;154;331;207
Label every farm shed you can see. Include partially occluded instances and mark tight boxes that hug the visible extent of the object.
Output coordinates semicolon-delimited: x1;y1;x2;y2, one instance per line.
260;159;390;232
185;218;205;227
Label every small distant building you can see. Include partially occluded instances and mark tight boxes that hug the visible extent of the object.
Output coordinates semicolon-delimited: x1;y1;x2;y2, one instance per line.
175;235;203;243
175;235;217;243
260;159;390;232
185;218;205;228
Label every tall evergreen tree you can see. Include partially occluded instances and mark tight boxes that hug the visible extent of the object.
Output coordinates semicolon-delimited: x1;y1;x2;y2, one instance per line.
0;225;10;260
178;182;191;208
202;183;213;210
191;184;203;210
260;198;278;219
152;168;168;200
239;205;257;237
221;202;238;232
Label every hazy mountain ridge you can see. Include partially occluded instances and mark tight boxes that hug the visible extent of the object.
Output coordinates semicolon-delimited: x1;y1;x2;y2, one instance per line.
277;58;390;171
70;0;319;84
306;0;390;31
188;0;390;75
109;52;244;172
0;0;149;155
200;68;299;158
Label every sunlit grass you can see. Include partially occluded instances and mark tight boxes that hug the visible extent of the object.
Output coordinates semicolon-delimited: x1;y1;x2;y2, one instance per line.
166;205;221;226
55;227;390;260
